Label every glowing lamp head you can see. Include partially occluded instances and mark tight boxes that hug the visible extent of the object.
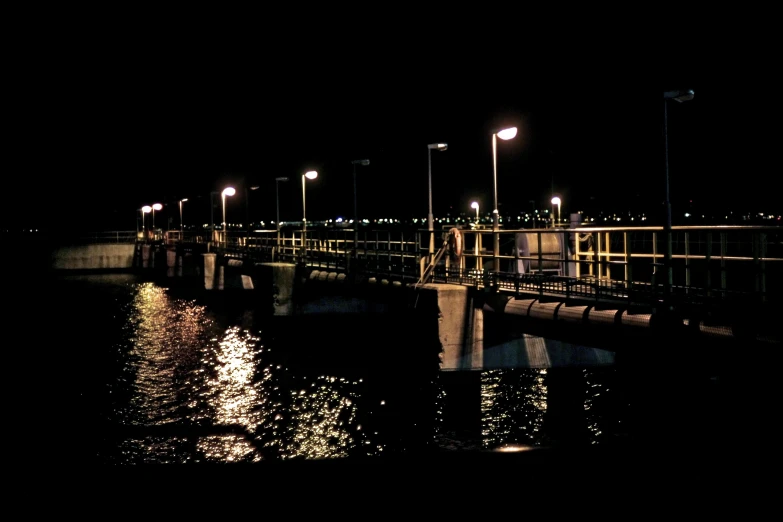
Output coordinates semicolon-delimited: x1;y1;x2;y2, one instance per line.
471;202;479;210
222;187;236;197
551;197;561;206
142;206;152;214
305;171;318;180
152;203;163;211
496;127;518;140
427;143;448;151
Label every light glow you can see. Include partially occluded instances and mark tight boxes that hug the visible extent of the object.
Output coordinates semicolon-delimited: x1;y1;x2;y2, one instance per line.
496;127;517;140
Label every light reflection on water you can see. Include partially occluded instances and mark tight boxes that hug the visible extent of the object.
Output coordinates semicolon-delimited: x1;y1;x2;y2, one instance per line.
45;273;734;464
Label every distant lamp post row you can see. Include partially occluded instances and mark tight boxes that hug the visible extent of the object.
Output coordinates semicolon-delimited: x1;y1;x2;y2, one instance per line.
140;203;162;239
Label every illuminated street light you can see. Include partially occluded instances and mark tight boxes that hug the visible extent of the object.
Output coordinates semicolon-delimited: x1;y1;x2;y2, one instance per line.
491;126;517;272
662;89;694;297
427;143;448;261
302;170;318;236
551;196;561;227
471;201;479;222
351;159;370;258
179;198;188;238
221;187;235;245
151;203;162;237
141;205;152;240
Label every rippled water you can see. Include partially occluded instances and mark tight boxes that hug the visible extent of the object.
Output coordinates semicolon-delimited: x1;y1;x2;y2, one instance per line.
25;272;775;468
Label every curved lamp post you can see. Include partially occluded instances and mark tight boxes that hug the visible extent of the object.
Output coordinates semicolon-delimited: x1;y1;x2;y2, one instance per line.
427;143;448;261
351;159;370;258
491;126;517;272
301;171;318;256
275;177;289;229
471;201;479;222
221;187;236;245
151;203;162;239
179;198;188;238
141;205;152;240
275;177;289;248
551;196;561;227
663;89;694;297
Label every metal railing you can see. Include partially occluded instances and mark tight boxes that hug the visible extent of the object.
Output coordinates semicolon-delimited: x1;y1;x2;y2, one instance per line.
179;224;780;308
114;223;782;313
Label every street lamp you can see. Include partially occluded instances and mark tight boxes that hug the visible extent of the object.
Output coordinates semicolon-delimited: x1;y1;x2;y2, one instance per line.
275;177;289;249
151;203;162;238
351;159;370;258
141;205;152;240
551;196;561;227
491;126;517;272
471;201;479;222
662;89;694;297
275;177;289;229
427;143;448;261
221;187;235;245
179;198;188;238
302;170;318;233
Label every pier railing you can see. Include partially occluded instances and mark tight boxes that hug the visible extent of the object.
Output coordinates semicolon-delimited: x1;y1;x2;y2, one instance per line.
163;223;782;312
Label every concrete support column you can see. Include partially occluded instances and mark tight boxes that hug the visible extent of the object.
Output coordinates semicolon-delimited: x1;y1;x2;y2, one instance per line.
255;262;297;315
141;244;151;268
419;284;483;370
202;253;216;290
166;247;176;277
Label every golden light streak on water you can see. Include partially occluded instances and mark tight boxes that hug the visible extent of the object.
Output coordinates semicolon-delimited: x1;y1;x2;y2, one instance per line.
481;369;548;450
282;375;364;460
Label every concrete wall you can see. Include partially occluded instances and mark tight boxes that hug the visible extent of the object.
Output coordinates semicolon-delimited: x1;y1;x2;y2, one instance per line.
51;244;136;270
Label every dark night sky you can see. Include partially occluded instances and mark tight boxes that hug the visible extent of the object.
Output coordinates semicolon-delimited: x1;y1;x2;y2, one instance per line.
7;16;782;231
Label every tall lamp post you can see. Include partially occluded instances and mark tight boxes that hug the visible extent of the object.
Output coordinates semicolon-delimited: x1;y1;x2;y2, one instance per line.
151;203;162;239
275;177;289;230
141;205;152;240
491;127;517;273
551;196;561;227
662;89;694;297
301;171;318;255
471;201;480;260
275;176;289;248
179;198;188;238
221;187;236;246
351;159;370;258
427;143;448;262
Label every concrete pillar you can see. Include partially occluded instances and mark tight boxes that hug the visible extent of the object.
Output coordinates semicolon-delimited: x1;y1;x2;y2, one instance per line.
166;247;176;278
255;262;297;315
142;244;151;268
419;284;483;370
202;253;216;290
